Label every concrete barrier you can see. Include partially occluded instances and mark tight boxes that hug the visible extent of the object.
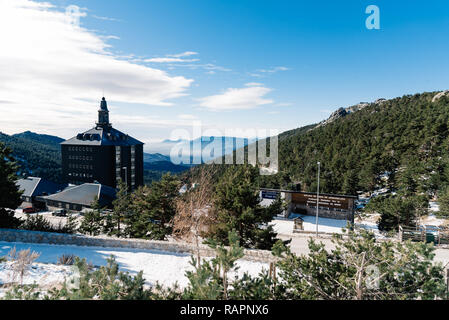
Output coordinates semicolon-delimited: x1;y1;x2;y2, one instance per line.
0;229;275;262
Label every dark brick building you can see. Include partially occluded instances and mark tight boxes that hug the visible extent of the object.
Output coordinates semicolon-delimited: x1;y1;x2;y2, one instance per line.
61;97;144;190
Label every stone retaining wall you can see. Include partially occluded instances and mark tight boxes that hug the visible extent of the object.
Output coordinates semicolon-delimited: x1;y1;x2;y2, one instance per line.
0;229;275;263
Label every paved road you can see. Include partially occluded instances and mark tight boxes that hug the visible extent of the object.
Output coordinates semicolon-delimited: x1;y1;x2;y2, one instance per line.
278;233;449;267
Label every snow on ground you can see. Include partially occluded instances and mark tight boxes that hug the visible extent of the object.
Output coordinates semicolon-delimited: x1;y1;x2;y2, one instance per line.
418;202;449;227
0;241;267;289
260;199;275;207
421;215;445;227
14;209;82;228
429;201;440;213
0;261;72;287
272;214;384;237
271;216;348;235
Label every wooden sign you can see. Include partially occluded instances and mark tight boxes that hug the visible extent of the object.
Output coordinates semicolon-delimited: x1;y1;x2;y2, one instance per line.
291;193;351;210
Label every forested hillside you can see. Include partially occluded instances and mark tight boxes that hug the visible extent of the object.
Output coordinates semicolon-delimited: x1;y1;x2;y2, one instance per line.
261;91;449;196
190;91;449;198
0;131;63;182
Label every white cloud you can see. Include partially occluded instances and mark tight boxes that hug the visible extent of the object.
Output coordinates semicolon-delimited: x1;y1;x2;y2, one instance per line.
113;114;197;128
92;14;121;22
274;102;293;107
166;63;231;72
0;0;193;135
257;66;289;73
144;51;199;63
177;114;197;120
167;51;198;58
145;57;199;63
198;85;273;111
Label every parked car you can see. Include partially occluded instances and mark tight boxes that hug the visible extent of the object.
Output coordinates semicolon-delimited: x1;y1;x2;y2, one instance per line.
22;206;37;214
52;209;67;217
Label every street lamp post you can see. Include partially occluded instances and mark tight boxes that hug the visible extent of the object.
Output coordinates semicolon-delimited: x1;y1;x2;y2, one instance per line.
316;161;320;237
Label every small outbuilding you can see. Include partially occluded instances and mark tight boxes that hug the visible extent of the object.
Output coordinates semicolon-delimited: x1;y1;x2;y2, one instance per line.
260;188;357;222
16;177;65;209
37;183;116;212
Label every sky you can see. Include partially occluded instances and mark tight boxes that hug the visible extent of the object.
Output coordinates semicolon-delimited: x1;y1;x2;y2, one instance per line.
1;0;449;153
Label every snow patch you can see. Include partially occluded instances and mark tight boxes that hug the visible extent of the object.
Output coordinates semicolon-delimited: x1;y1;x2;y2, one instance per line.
0;241;267;289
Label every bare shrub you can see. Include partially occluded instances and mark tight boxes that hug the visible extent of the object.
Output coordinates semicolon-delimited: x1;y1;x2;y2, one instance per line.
173;168;217;266
8;247;41;285
58;254;76;266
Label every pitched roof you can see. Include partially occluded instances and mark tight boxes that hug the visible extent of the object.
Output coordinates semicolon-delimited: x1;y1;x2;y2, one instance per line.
60;126;143;146
38;183;116;207
16;177;63;197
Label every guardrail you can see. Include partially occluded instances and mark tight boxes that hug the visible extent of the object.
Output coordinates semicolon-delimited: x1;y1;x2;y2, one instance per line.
399;225;449;245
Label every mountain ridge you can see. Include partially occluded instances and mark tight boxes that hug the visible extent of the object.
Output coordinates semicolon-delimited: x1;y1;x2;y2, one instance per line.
0;131;191;184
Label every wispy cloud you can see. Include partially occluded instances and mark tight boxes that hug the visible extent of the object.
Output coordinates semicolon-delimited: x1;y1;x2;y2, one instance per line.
144;51;199;63
0;0;193;135
167;51;198;58
177;114;198;120
274;102;293;107
257;66;289;73
198;84;273;111
248;66;289;78
168;63;231;72
145;57;199;63
143;51;231;73
92;14;122;22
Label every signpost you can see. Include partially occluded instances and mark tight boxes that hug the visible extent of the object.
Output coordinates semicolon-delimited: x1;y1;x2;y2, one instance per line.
291;193;351;210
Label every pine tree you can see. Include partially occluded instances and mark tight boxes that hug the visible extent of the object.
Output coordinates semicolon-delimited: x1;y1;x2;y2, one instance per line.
0;143;23;228
102;212;115;236
112;181;130;238
184;230;244;300
437;187;449;217
208;165;283;249
79;197;104;236
366;194;425;231
274;229;446;300
126;174;180;240
342;169;359;195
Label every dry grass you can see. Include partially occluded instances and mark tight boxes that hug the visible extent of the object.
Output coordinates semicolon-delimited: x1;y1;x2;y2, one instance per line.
7;247;41;285
58;254;76;266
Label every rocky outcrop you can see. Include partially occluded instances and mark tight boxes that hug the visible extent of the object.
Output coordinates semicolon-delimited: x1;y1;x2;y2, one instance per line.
316;101;372;128
432;90;449;103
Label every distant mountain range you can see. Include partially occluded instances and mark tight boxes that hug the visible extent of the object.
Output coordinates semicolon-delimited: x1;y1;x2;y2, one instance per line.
0;131;191;184
143;153;171;163
147;136;258;158
0;130;259;185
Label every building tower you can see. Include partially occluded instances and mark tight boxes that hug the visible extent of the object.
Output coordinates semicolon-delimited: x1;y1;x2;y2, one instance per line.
61;97;144;190
97;97;110;127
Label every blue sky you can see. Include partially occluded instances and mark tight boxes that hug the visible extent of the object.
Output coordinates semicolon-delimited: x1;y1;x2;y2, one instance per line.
1;0;449;152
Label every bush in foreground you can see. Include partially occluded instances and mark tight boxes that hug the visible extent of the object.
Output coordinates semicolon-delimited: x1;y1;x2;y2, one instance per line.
2;229;447;300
